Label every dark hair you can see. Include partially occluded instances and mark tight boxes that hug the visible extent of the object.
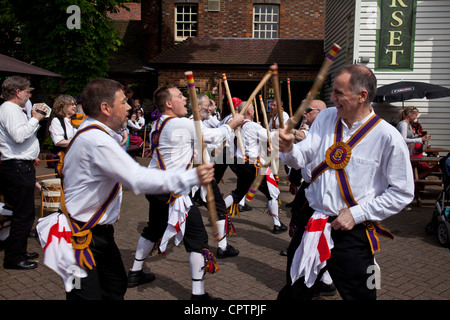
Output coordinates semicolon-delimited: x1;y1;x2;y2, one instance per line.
335;65;377;104
81;78;123;117
1;75;31;100
153;85;176;113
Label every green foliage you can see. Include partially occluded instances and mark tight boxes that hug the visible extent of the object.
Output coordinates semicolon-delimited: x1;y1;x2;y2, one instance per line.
9;0;128;96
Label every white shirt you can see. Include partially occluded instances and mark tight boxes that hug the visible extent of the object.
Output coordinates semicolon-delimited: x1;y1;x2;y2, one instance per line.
137;116;145;127
127;119;141;129
281;107;414;224
63;117;201;225
49;117;78;146
237;119;276;164
0;100;40;160
149;115;232;170
269;110;289;130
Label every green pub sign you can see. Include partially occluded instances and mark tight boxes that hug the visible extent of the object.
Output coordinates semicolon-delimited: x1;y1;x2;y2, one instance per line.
376;0;417;70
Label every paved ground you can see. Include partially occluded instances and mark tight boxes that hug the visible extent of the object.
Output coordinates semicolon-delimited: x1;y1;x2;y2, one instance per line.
0;156;449;304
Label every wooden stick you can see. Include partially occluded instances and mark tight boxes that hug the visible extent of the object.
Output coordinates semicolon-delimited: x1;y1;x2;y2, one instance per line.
259;95;272;152
270;63;284;129
222;73;245;157
239;66;274;116
287;78;293;117
253;97;259;123
141;125;147;157
36;173;58;179
285;44;342;133
246;162;271;202
185;71;219;241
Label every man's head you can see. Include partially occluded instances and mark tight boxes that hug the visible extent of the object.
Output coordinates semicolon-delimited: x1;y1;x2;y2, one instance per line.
1;75;33;107
153;85;187;118
269;99;283;115
303;100;326;126
331;64;377;120
197;94;210;120
237;101;254;120
82;78;131;131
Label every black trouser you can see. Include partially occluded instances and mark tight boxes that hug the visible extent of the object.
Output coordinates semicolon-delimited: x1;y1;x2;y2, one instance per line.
66;224;127;300
232;162;271;202
141;194;209;252
278;182;376;300
0;160;36;265
213;147;238;184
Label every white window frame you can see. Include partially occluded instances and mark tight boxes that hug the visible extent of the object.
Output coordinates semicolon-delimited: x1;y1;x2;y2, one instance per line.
253;4;279;39
174;4;198;42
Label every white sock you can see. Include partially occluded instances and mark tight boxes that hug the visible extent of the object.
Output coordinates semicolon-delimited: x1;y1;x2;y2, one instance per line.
190;251;205;295
224;195;233;208
216;219;227;250
320;271;333;285
239;197;245;206
131;237;155;271
268;199;281;226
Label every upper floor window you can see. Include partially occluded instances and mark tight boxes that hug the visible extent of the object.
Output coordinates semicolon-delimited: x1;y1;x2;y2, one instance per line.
175;4;198;42
253;5;279;38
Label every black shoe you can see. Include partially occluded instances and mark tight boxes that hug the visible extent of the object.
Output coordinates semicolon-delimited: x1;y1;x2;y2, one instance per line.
238;204;252;212
273;223;287;234
216;245;239;258
191;292;222;300
127;270;156;288
4;260;38;270
24;252;39;260
285;201;294;208
313;282;337;297
279;248;288;256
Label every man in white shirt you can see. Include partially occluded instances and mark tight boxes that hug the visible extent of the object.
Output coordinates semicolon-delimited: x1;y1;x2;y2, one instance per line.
278;65;414;300
41;78;214;300
128;85;243;300
0;75;47;270
268;99;289;130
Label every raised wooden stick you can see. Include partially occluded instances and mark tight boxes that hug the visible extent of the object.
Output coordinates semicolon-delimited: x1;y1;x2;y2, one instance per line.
270;63;284;129
185;71;219;240
253;97;259;123
222;73;245;157
285;44;342;133
259;95;272;153
287;78;293;117
239;66;274;116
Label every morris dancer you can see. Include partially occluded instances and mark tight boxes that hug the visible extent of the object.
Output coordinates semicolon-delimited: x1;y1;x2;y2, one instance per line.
224;101;287;234
268;99;289;130
278;65;414;300
128;85;243;299
36;78;214;300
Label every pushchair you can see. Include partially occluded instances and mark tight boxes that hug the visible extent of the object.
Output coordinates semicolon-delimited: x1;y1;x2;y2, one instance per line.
426;153;450;248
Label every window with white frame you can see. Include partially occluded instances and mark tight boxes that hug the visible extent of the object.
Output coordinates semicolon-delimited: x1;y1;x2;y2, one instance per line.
253;5;279;39
175;4;198;42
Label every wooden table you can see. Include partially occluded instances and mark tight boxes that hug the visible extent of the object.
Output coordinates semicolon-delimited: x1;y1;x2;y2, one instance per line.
411;156;444;206
423;147;450;157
